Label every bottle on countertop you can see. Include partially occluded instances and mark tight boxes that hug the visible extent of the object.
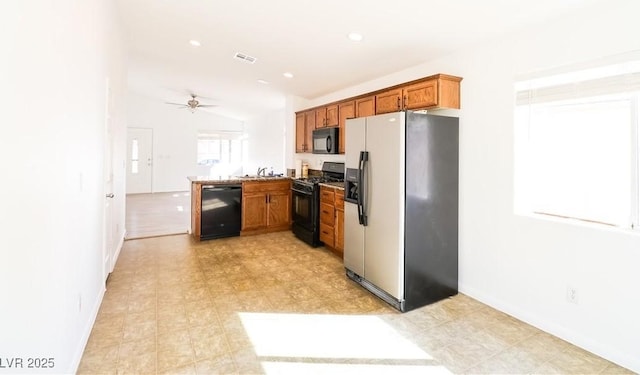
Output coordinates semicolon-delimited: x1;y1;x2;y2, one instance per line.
302;162;309;178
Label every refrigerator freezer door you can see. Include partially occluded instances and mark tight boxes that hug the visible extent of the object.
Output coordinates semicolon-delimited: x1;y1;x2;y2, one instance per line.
403;112;459;310
344;117;367;276
363;112;405;300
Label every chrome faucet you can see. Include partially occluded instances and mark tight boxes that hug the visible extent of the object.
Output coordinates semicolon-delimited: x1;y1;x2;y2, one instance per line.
257;167;267;176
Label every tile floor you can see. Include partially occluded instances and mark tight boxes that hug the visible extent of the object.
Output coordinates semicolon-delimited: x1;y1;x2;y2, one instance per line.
79;232;633;374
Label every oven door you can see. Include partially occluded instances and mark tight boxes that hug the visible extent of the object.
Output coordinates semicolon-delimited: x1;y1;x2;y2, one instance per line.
291;185;315;230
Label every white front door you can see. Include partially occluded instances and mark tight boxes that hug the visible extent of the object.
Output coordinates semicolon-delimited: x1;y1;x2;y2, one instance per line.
126;128;153;194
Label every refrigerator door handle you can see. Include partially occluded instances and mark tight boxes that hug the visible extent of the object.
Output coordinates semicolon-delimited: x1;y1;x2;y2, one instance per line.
357;151;364;225
358;151;369;226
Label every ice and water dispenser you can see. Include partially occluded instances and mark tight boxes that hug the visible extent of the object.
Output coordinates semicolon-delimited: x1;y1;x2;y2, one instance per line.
344;168;359;203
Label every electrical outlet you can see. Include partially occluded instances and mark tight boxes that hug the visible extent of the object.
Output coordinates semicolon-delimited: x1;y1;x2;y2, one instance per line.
566;286;579;304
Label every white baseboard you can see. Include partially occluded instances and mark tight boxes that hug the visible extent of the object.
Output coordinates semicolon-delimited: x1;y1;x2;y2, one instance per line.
111;233;125;272
69;231;125;373
459;283;640;373
69;284;105;374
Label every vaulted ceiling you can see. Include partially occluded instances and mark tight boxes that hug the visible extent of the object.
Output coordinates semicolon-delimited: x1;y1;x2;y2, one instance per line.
116;0;605;120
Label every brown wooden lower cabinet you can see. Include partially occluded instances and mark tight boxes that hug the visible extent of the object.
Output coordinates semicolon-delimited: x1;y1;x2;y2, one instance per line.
319;185;344;257
241;180;291;234
335;193;344;253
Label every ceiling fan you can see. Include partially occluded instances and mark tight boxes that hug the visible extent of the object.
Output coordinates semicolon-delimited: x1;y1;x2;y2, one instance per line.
165;93;216;113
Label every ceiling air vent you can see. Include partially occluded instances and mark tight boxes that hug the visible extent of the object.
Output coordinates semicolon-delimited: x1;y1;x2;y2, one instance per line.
234;52;257;64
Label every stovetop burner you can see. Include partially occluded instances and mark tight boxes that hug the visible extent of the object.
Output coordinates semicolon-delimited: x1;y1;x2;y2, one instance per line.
295;176;343;185
294;161;345;186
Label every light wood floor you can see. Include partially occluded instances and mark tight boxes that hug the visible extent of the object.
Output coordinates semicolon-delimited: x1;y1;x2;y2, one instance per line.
125;191;191;240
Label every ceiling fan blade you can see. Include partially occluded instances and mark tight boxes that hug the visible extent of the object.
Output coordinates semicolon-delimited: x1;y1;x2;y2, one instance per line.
165;102;186;106
188;91;214;100
197;105;217;108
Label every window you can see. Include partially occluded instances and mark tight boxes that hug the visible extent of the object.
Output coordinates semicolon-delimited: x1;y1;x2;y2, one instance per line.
197;131;244;177
515;58;640;229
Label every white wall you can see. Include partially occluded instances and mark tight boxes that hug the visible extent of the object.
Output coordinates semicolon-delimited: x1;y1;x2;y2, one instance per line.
286;1;640;371
244;109;287;176
450;3;640;371
108;0;129;283
126;92;244;192
0;1;127;373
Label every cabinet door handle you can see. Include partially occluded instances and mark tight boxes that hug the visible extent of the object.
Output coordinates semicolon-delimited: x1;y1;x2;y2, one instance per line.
397;96;401;110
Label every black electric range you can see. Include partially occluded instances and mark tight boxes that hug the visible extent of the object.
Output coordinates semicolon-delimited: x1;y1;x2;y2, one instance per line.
291;162;344;247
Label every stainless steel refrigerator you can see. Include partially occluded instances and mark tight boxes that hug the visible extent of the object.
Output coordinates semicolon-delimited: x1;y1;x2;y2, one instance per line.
344;111;458;312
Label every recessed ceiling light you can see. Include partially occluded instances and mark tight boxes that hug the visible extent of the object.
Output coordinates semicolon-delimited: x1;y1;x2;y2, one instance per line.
283;72;294;78
257;79;269;85
189;40;201;47
348;32;363;42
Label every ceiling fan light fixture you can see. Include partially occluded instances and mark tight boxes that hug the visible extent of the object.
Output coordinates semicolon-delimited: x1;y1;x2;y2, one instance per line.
189;40;201;47
283;72;294;78
166;93;216;113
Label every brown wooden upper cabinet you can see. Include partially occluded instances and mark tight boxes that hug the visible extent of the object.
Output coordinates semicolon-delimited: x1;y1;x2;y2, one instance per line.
326;104;338;127
338;100;355;154
355;96;375;117
403;79;438;109
315;107;327;128
375;76;461;114
296;110;316;153
315;105;338;128
295;113;306;153
295;73;461;154
375;88;403;114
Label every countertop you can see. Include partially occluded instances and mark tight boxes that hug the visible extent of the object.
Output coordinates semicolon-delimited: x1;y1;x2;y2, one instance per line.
319;181;345;190
187;175;291;184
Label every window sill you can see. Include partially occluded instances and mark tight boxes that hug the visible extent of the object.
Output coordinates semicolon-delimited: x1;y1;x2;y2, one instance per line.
515;211;640;236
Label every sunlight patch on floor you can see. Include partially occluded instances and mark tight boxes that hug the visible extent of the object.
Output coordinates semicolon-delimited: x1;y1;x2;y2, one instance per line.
260;361;453;375
239;313;433;360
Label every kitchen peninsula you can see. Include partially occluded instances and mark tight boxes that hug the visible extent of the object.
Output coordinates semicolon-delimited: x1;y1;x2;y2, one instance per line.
188;176;292;240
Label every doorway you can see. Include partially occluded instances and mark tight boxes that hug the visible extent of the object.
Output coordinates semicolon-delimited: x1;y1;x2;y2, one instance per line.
125;191;191;239
126;128;153;194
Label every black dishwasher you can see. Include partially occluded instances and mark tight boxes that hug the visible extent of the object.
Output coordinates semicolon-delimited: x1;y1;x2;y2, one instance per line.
200;184;242;240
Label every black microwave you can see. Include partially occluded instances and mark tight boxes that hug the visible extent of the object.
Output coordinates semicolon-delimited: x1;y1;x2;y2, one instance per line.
312;127;339;154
